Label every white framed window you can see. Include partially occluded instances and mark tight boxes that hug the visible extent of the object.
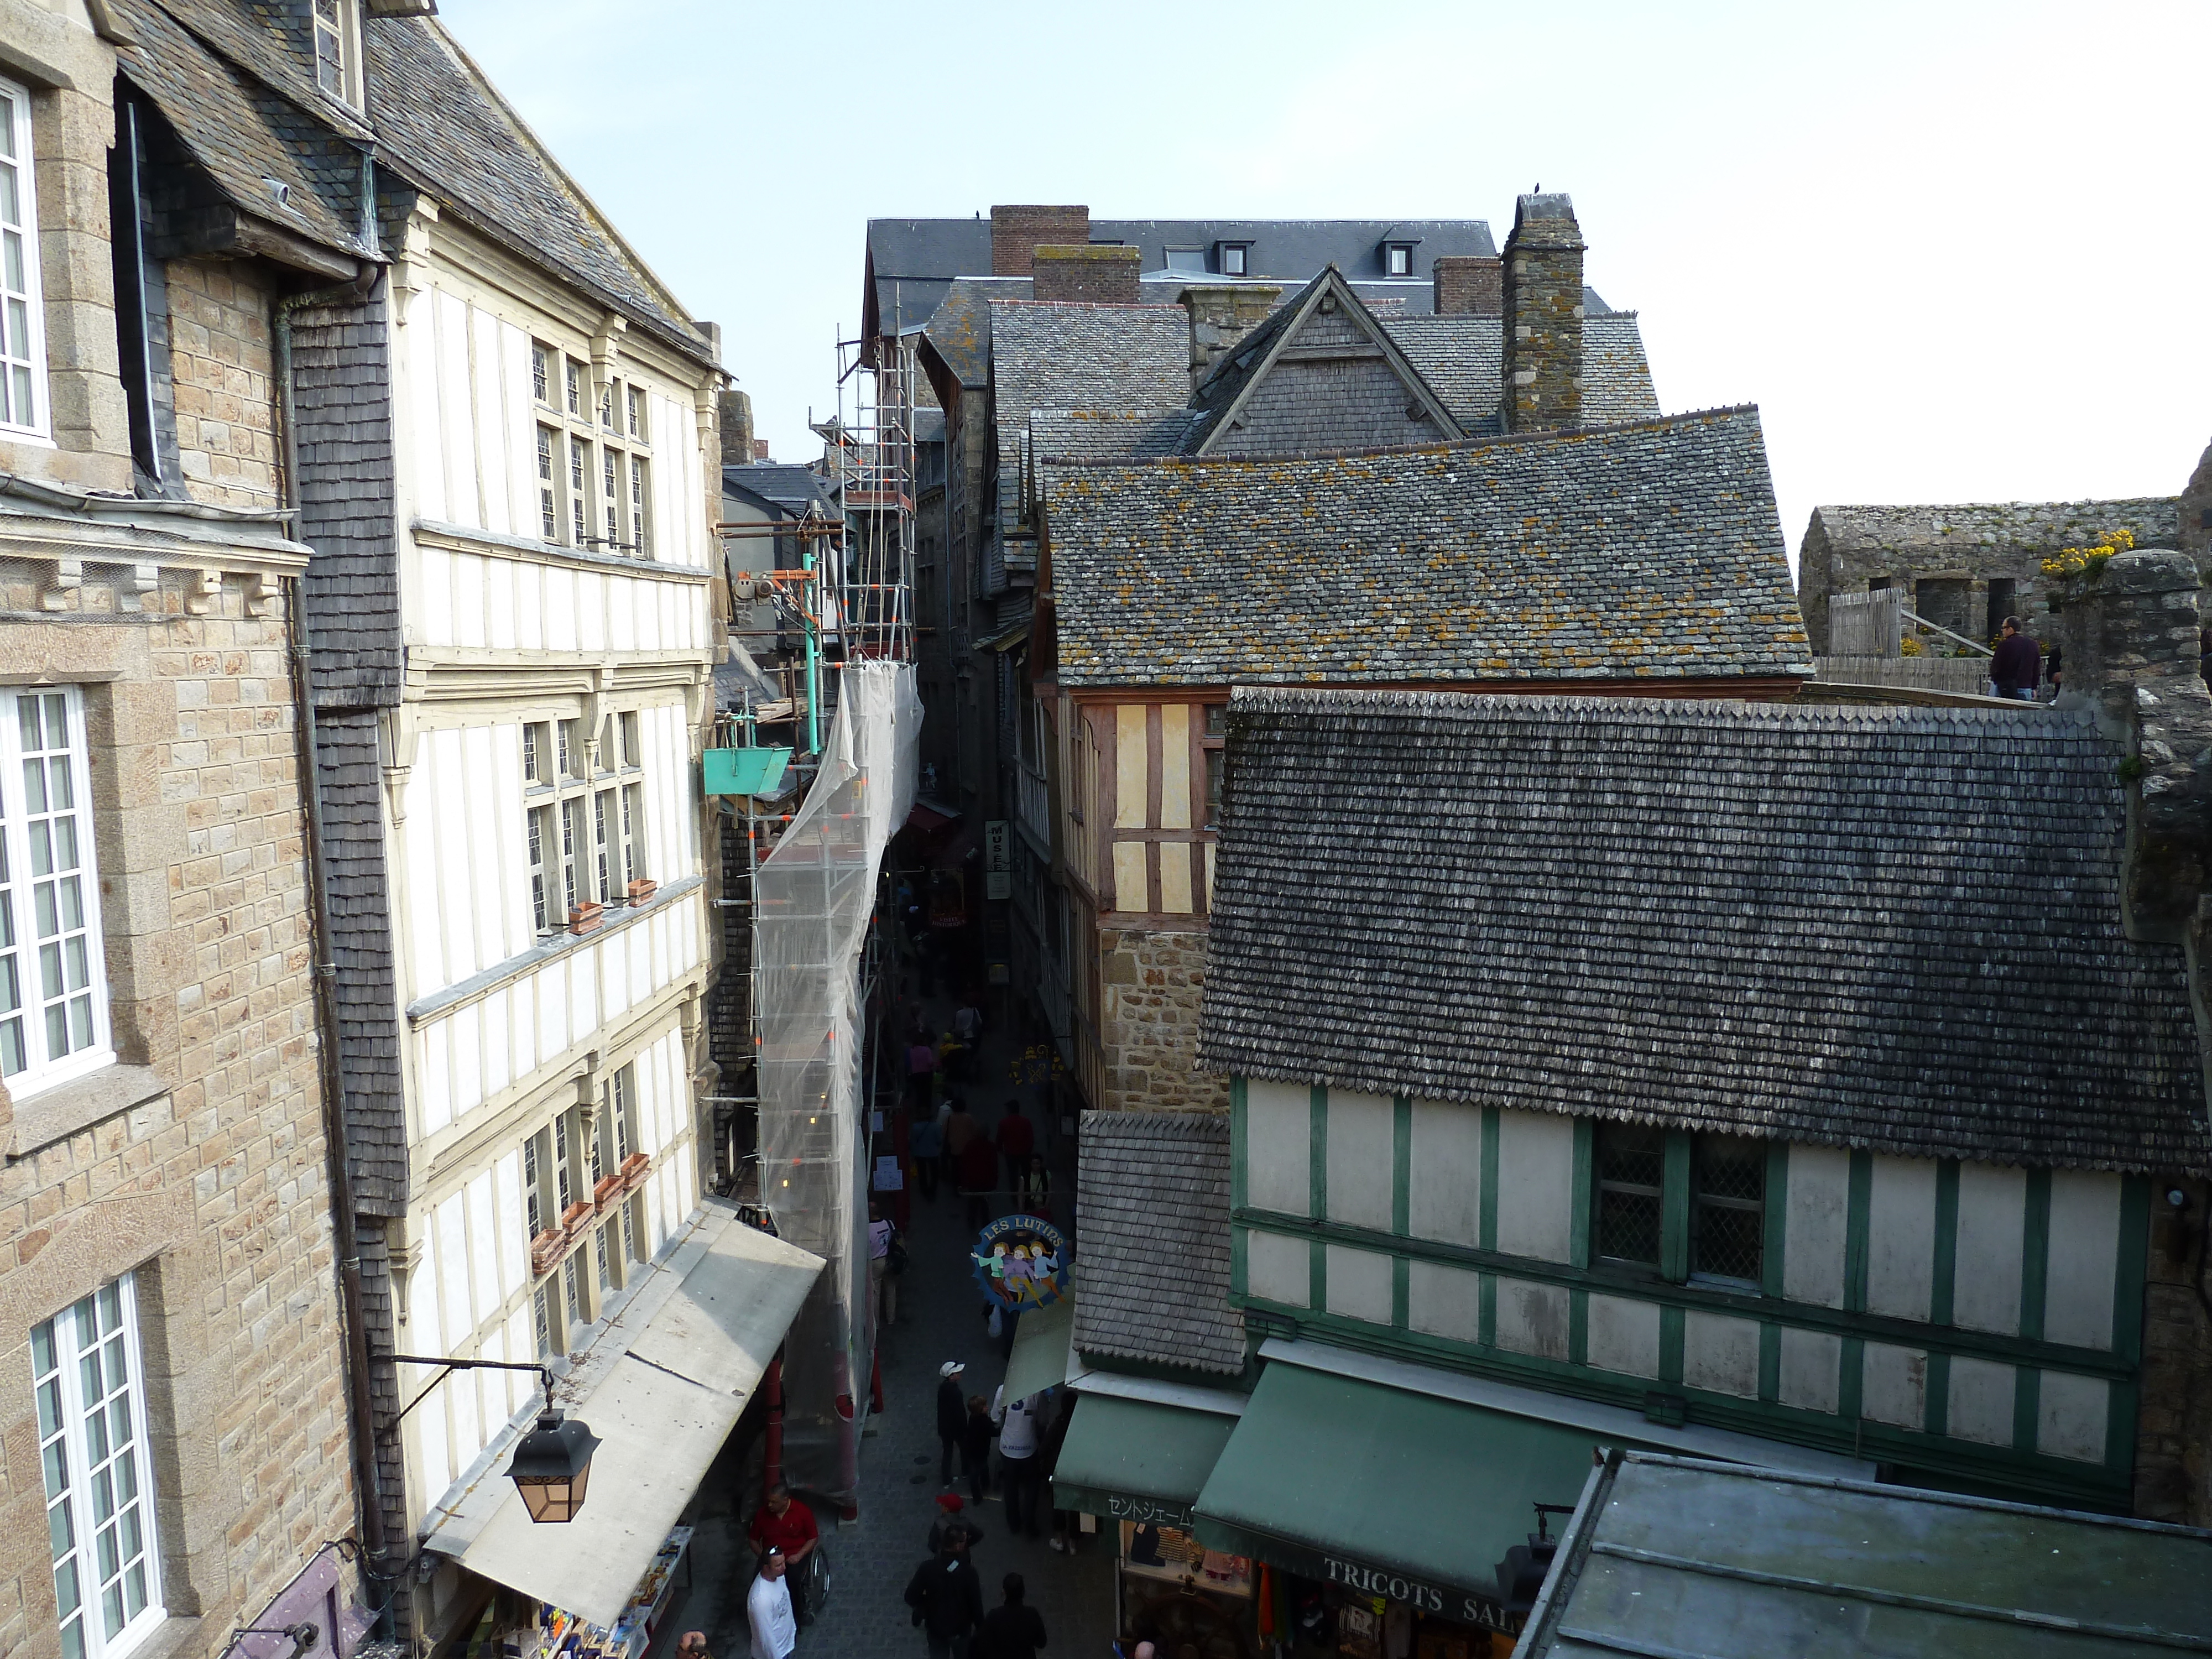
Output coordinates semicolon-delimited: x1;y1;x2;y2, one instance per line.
1165;247;1205;273
629;456;650;557
1385;243;1413;278
564;359;581;416
598;378;616;432
310;0;361;108
601;448;618;549
625;387;643;440
0;688;111;1096
530;343;551;405
1219;242;1250;277
0;77;46;437
34;1274;163;1659
568;437;588;545
523;714;644;931
535;425;559;542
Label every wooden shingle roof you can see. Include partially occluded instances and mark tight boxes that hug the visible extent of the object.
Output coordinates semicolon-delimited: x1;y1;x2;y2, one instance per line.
1074;1112;1245;1375
1199;688;2212;1175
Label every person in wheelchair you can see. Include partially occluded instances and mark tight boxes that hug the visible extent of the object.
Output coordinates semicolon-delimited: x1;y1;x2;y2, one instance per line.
748;1484;821;1625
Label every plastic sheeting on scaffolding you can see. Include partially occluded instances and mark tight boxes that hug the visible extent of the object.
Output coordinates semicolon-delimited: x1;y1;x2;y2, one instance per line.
755;660;922;1504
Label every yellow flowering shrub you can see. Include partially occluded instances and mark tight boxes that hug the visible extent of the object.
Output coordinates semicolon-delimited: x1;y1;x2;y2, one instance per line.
2041;526;2136;578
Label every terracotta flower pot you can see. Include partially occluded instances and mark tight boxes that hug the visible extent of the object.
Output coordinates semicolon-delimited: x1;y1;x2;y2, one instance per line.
593;1173;625;1211
627;878;658;905
568;901;603;935
559;1201;594;1240
529;1229;567;1277
619;1151;651;1190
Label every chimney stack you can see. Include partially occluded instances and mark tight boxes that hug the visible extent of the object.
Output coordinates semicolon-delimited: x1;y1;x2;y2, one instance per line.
1432;255;1503;317
1501;194;1585;431
1179;284;1284;388
718;389;755;468
991;205;1091;276
1030;244;1141;305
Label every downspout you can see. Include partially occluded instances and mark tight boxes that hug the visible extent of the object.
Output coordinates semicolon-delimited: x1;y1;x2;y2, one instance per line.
274;223;390;1597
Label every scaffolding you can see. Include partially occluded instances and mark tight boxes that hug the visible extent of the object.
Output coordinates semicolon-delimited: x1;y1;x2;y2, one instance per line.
708;328;920;1509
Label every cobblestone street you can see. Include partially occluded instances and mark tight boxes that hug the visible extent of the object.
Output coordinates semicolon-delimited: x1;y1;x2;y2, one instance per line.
658;986;1113;1659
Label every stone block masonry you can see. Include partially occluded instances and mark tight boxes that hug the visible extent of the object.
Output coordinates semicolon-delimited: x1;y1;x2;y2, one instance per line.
1501;194;1584;432
0;568;357;1659
1098;925;1227;1114
164;259;283;509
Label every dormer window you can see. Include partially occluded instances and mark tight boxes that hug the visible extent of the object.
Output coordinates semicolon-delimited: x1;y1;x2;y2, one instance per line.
1218;242;1251;277
1165;247;1206;274
312;0;363;109
1384;242;1415;278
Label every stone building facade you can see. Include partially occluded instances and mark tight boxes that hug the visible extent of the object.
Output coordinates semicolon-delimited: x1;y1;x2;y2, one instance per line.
0;4;368;1654
1098;927;1227;1114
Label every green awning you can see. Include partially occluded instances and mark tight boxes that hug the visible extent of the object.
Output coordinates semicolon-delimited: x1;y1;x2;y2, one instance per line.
1193;1363;1600;1629
1001;1295;1074;1405
1052;1395;1239;1529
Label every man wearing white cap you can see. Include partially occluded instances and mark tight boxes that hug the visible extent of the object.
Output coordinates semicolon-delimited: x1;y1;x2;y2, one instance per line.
936;1360;967;1489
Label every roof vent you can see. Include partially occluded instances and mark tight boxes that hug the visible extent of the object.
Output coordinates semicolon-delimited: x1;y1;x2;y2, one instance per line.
263;178;291;208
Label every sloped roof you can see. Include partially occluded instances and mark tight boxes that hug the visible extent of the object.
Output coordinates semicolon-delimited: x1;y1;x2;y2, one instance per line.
365;16;714;366
1379;311;1660;433
1199;689;2212;1175
1029;406;1208;462
1041;407;1811;688
987;300;1191;420
112;0;375;261
723;462;836;520
922;278;996;390
1074;1112;1245;1375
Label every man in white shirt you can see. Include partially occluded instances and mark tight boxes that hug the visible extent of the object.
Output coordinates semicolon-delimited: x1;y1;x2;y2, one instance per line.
992;1388;1045;1539
748;1548;797;1659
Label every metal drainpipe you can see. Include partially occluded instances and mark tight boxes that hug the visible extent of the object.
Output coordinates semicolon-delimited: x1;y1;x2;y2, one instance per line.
274;256;391;1601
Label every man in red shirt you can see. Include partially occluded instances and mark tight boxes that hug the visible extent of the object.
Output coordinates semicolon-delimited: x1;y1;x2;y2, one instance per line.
747;1484;818;1623
995;1100;1035;1197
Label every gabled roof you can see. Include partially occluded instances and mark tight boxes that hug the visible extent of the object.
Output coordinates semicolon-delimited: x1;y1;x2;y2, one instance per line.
365;16;715;367
723;463;836;520
112;0;376;263
1379;311;1661;434
1075;1112;1245;1375
921;278;997;391
1200;689;2212;1176
1040;407;1811;688
1183;267;1462;456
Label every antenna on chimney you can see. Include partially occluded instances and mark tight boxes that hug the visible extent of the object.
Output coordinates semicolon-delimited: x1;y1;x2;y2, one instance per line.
1532;182;1541;192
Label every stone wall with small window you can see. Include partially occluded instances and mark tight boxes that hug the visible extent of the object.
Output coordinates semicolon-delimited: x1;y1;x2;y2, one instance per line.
0;562;355;1659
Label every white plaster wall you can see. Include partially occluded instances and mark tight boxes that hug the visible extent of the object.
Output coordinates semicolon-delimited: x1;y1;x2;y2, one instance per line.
1865;1157;1938;1321
1326;1089;1394;1232
411;546;706;655
1324;1245;1392;1325
1493;1110;1574;1264
1407;1099;1481;1248
1585;1294;1661;1379
1953;1163;2025;1335
405;723;533;1005
1246;1229;1307;1307
1860;1343;1926;1430
1681;1312;1759;1399
1407;1261;1481;1345
2042;1172;2120;1352
1495;1278;1569;1361
1245;1081;1310;1216
1782;1146;1850;1309
1946;1357;2015;1446
1777;1327;1840;1414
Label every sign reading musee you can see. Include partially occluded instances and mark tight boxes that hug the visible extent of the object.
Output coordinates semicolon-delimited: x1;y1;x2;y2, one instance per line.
985;820;1011;900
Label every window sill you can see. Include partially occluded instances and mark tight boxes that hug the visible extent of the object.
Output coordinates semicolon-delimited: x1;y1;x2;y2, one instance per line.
5;1062;169;1160
404;872;703;1025
120;1615;204;1659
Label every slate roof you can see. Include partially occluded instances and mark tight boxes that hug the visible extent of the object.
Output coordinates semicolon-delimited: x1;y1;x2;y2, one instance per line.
1074;1112;1245;1375
870;217;1501;335
364;16;716;367
1041;407;1811;688
724;462;837;520
1029;407;1208;462
1199;690;2212;1175
113;0;376;261
1379;311;1660;433
922;279;996;390
987;301;1192;422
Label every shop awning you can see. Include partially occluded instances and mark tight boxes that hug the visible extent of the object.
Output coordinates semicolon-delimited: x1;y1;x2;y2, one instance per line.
1194;1363;1599;1627
1001;1294;1074;1405
1053;1394;1239;1529
456;1213;823;1629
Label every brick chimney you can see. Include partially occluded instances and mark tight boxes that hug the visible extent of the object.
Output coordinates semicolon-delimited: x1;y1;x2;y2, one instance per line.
2058;548;2212;945
1432;255;1503;317
1501;194;1585;431
1031;244;1141;305
991;205;1091;276
1179;284;1284;388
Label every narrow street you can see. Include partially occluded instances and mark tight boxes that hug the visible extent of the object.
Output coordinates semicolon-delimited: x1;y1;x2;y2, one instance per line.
659;978;1114;1659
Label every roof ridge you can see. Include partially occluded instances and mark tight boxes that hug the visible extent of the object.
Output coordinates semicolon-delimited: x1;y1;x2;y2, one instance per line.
989;298;1186;312
1225;685;2098;732
1039;404;1756;473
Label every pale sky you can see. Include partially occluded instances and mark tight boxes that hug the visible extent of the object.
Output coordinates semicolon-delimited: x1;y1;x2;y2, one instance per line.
442;0;2212;565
